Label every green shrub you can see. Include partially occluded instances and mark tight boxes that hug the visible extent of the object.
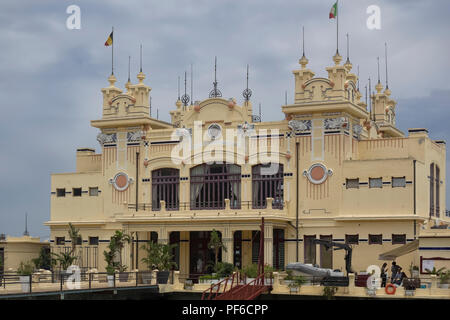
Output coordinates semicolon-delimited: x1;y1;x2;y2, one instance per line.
242;264;258;278
17;261;34;276
215;262;235;278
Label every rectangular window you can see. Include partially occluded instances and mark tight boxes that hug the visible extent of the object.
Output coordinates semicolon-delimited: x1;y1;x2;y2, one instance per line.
56;237;65;245
89;187;99;196
369;178;382;188
392;177;406;188
346;179;359;189
73;188;82;197
89;237;99;246
56;188;66;197
369;234;382;245
392;234;406;245
304;235;316;264
345;234;359;245
76;236;82;245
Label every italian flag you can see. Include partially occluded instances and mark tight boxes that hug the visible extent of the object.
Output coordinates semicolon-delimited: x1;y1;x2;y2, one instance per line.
329;1;337;19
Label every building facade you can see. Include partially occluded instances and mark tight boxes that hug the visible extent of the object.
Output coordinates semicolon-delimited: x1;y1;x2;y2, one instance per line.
46;51;449;280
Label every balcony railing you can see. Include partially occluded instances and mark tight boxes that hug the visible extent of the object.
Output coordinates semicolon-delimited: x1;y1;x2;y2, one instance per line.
127;198;285;212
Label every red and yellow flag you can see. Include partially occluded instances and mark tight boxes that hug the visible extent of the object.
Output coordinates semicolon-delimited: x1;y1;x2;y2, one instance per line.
104;31;113;46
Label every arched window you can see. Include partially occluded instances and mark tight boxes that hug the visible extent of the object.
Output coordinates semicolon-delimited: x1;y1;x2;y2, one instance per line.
430;163;435;217
152;168;179;210
252;163;284;209
190;163;241;209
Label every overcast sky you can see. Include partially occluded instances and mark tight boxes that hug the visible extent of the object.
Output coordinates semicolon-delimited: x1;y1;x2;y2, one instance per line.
0;0;449;240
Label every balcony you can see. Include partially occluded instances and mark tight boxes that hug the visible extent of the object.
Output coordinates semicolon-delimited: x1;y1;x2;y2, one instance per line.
127;198;285;212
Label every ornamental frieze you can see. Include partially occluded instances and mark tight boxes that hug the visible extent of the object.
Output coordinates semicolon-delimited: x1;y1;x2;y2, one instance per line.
96;132;117;145
288;119;311;132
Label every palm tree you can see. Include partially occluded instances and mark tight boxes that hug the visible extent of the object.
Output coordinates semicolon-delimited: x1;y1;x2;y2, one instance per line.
52;252;77;271
109;230;131;271
67;223;81;256
208;229;227;267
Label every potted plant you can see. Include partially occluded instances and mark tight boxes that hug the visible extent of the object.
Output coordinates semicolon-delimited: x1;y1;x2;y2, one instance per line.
52;251;77;282
141;241;177;284
242;264;258;283
110;230;131;282
322;286;338;300
287;275;305;293
439;270;450;289
198;274;220;284
103;241;118;287
208;229;227;268
17;261;34;293
409;264;420;279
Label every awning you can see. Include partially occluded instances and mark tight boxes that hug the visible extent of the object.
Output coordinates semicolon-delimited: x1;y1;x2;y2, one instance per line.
378;240;419;260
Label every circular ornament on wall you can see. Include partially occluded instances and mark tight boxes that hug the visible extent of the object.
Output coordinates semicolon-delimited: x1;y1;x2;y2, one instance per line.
113;172;130;191
304;163;332;185
207;123;222;140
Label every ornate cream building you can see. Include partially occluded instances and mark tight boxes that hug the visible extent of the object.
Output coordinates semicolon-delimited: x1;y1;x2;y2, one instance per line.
46;50;449;281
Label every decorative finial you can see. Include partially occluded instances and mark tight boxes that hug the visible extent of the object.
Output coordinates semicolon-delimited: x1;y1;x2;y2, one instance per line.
357;65;360;91
384;42;391;96
137;44;145;83
140;44;143;73
177;76;180;101
344;33;352;71
209;56;222;98
128;56;131;82
299;26;309;69
333;51;342;66
190;63;194;106
181;71;190;107
243;64;252;102
375;57;383;93
285;90;288;105
23;212;29;237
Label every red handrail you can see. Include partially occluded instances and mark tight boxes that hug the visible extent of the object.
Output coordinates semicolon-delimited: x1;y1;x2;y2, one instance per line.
201;272;240;300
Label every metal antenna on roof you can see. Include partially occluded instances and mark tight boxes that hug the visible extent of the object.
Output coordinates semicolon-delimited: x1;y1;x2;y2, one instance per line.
139;44;143;73
23;213;29;236
385;42;389;89
377;57;381;84
177;76;180;101
128;56;131;82
357;65;360;91
259;103;262;121
209;56;222;98
181;71;190;107
190;63;194;106
243;64;252;102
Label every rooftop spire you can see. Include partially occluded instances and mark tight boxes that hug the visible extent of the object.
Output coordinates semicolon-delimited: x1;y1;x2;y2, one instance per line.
243;64;252;102
140;44;143;73
344;33;352;71
299;26;309;69
376;56;384;93
209;56;222;98
190;63;194;106
127;55;131;82
357;65;360;91
137;44;145;83
181;71;190;107
23;212;29;237
384;42;391;96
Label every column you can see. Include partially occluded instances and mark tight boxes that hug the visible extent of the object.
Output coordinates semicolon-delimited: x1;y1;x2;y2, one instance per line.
264;223;273;266
222;227;233;264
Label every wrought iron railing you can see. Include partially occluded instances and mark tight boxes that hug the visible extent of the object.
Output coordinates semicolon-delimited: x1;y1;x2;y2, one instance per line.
127;200;285;212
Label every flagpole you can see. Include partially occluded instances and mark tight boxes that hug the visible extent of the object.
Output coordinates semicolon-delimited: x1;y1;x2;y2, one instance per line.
336;0;339;54
111;26;114;75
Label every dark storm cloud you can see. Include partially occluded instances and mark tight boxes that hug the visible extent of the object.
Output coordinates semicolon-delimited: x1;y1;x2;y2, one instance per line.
0;0;449;239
